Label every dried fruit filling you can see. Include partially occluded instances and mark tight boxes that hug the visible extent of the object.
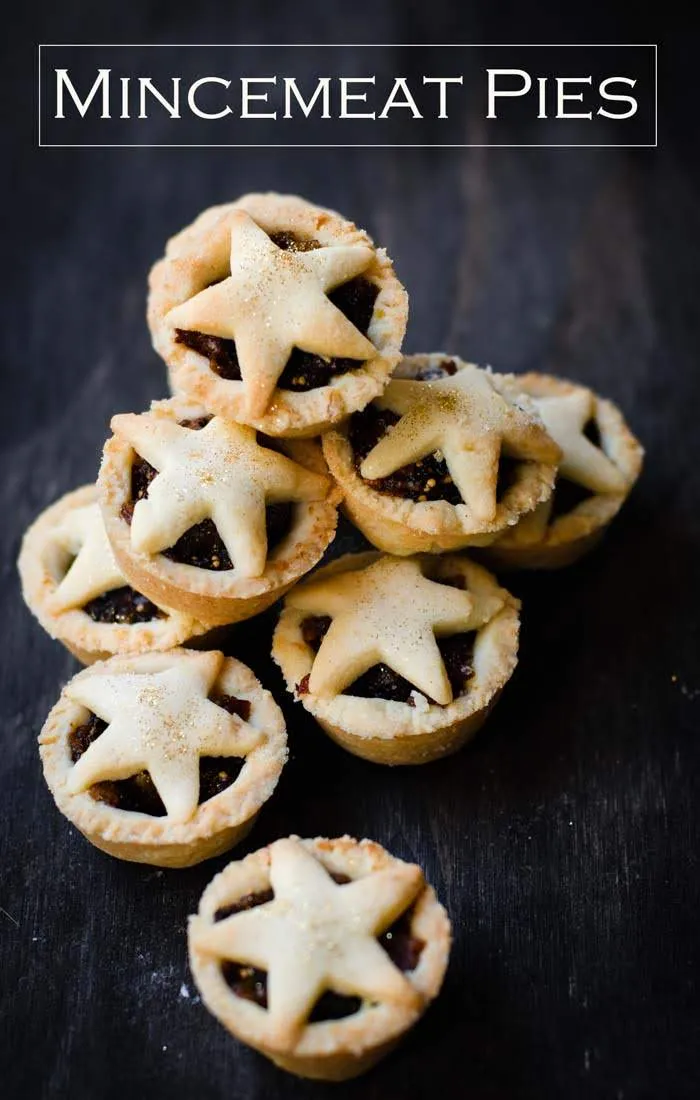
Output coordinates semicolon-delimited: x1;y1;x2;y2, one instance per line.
120;418;293;571
299;613;475;705
69;693;251;815
214;871;424;1020
82;585;165;625
175;230;378;392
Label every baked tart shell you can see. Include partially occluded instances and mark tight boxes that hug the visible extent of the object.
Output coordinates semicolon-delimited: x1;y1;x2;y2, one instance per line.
98;399;340;627
273;551;520;766
149;192;408;438
481;372;644;570
188;836;451;1080
322;352;558;555
39;650;287;867
17;484;215;664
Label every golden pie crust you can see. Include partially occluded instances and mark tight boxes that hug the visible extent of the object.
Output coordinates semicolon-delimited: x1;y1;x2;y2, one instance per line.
188;835;451;1080
18;484;213;664
148;192;408;438
321;352;560;555
482;372;644;569
39;649;287;868
272;551;520;765
98;396;340;626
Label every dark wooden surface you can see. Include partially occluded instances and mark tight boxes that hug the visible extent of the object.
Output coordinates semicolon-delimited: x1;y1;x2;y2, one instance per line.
2;6;699;1099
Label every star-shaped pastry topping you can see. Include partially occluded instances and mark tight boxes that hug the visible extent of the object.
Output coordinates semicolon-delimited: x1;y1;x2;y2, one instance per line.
530;389;628;494
287;556;503;704
191;837;424;1044
498;386;628;541
112;413;330;579
50;503;126;614
66;650;261;822
166;210;377;418
359;365;561;524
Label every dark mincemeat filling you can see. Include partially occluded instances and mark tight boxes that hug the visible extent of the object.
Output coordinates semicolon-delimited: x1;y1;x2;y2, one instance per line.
69;693;251;816
82;586;165;625
350;407;463;506
215;870;424;1020
351;407;524;507
174;230;379;393
352;362;603;515
298;609;475;706
120;417;293;571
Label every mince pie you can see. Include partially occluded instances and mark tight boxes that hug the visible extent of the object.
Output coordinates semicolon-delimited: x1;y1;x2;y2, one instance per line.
18;484;211;664
39;648;287;867
98;396;339;626
188;835;450;1080
148;192;408;437
482;373;644;569
321;352;562;555
272;551;520;765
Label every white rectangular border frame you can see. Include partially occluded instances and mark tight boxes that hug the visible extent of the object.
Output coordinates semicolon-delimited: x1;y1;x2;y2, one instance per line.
37;43;658;149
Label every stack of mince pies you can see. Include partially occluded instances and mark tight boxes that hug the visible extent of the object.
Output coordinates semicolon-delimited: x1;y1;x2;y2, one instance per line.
17;191;643;1081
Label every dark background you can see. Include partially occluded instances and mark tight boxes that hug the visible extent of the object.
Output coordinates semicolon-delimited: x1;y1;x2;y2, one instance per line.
2;4;699;1099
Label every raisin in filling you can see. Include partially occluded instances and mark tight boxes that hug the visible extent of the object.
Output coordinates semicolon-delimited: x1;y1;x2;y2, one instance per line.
174;230;378;392
350;406;462;505
68;693;250;815
298;614;475;705
121;455;293;571
268;230;319;253
216;872;421;1020
82;586;165;625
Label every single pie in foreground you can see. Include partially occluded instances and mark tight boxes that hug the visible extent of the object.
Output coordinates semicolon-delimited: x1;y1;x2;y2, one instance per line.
481;372;644;569
18;484;212;663
39;648;287;867
98;396;339;626
272;551;520;765
148;192;408;437
188;835;451;1081
321;352;562;555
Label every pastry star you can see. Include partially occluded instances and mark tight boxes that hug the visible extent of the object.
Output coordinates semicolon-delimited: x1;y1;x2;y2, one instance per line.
66;650;261;823
166;210;377;418
501;388;628;541
191;837;423;1044
50;503;126;613
360;365;561;524
288;556;503;704
112;413;329;579
530;389;628;495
